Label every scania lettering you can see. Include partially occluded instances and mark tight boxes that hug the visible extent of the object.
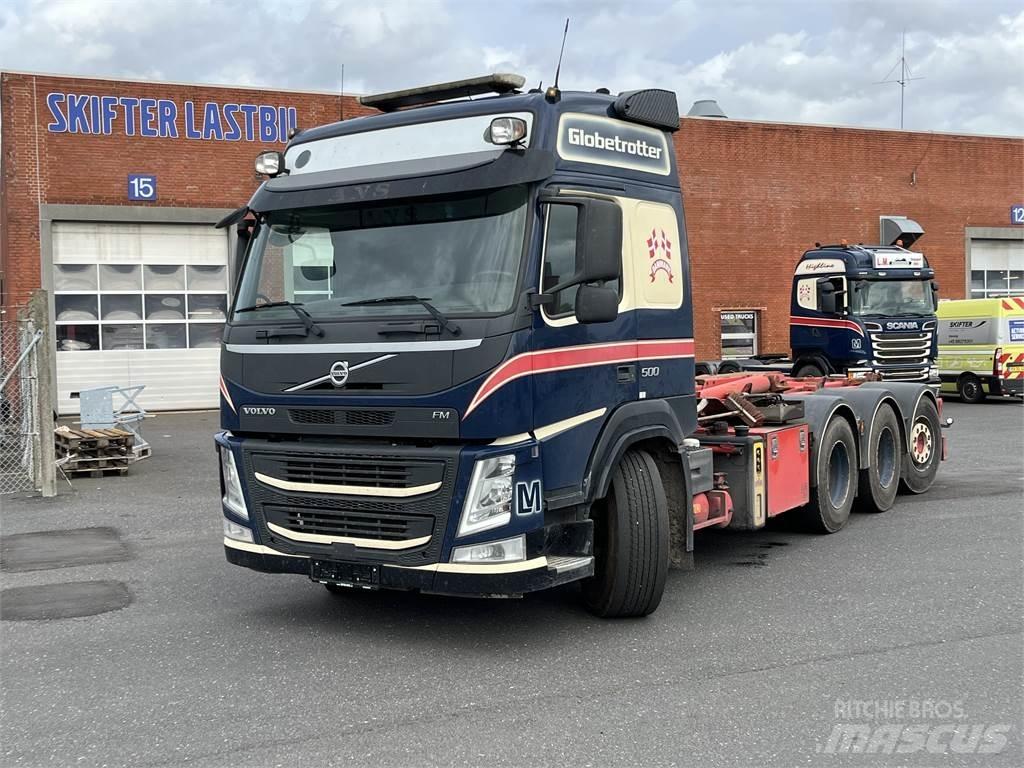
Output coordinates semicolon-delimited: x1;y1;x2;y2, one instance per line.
216;75;949;617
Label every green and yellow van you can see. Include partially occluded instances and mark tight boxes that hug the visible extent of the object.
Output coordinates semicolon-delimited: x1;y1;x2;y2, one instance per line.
936;297;1024;402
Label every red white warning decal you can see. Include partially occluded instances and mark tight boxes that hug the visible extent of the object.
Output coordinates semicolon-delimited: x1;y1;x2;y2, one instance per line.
647;228;673;283
464;339;695;418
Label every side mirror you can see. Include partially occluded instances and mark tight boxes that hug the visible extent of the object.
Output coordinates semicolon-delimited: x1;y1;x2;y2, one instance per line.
231;220;253;291
576;198;622;284
531;195;622;309
575;284;618;324
817;278;837;314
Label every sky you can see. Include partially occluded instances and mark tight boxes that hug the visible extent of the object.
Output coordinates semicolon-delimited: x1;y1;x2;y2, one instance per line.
1;0;1022;136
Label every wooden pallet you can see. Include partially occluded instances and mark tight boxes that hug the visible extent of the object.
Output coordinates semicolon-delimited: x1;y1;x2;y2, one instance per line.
55;426;137;476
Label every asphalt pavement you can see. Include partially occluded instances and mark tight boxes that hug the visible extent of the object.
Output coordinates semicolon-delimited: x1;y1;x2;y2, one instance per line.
1;400;1021;767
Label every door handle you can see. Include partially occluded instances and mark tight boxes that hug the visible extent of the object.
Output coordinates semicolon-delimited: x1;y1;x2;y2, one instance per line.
616;365;636;383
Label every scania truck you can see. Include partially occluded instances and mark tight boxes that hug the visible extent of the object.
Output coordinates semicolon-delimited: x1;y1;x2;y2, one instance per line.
216;74;948;617
718;225;940;382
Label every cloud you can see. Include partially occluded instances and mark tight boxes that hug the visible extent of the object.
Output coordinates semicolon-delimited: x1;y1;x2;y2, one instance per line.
0;0;1020;135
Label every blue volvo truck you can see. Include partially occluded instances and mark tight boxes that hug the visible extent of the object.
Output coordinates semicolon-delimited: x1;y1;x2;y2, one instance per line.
719;225;940;382
215;75;948;617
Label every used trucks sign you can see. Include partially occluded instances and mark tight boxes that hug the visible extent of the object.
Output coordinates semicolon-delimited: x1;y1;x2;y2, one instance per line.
557;113;670;176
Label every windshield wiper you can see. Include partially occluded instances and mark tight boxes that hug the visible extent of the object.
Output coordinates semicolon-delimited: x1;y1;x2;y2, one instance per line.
234;300;324;337
342;295;461;336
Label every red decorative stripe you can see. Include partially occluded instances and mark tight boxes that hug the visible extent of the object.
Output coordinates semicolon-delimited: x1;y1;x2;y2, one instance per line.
464;339;695;418
219;376;235;412
789;316;865;335
1014;297;1024;310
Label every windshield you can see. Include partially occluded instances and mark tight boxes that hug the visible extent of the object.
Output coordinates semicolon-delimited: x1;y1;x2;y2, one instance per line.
234;186;528;322
851;279;935;316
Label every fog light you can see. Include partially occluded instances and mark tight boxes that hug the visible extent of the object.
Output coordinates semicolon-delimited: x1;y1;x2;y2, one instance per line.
451;535;525;564
223;517;254;543
255;150;285;176
486;117;527;145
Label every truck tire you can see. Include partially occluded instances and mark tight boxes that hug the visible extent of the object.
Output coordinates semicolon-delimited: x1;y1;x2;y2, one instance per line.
900;397;941;494
957;373;986;404
582;449;669;618
800;417;857;533
855;403;901;513
794;361;825;378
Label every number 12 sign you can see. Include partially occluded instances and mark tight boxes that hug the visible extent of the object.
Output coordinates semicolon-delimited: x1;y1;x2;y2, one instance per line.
1012;205;1024;225
128;174;157;201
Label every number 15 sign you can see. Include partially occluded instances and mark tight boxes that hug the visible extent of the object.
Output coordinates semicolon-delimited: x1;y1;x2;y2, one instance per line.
128;174;157;201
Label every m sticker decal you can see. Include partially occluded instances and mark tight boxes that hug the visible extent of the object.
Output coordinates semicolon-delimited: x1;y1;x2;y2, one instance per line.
557;114;671;176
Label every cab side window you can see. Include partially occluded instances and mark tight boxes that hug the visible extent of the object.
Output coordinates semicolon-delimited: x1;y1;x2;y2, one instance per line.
542;204;579;317
541;202;621;318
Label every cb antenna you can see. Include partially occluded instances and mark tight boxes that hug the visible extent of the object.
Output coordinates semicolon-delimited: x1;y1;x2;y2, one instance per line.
553;18;569;89
340;63;345;121
875;30;924;129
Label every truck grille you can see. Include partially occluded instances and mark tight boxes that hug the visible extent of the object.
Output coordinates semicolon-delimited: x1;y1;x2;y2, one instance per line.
870;330;933;380
288;408;395;427
255;454;442;491
241;444;458;565
264;503;434;542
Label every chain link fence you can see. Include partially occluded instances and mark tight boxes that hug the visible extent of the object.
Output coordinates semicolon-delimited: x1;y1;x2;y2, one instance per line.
1;292;56;496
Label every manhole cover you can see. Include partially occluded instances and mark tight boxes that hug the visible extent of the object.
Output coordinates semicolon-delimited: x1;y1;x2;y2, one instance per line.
0;527;129;572
1;580;131;621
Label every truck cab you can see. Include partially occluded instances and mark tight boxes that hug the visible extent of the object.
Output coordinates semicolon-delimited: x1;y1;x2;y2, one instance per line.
789;234;939;382
216;76;697;611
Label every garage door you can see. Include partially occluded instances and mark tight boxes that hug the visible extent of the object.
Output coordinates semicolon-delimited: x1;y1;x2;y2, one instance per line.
969;238;1024;298
52;222;229;415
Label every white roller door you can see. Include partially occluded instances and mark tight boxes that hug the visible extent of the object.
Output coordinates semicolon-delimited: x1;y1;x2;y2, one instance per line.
52;222;229;414
968;238;1024;298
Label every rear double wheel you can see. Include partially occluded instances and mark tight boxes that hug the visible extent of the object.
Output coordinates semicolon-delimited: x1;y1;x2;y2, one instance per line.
855;403;901;513
800;417;857;533
582;449;669;618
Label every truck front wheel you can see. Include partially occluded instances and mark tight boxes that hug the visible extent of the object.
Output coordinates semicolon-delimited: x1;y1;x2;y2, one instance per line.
855;403;901;513
800;417;857;533
900;398;941;494
794;361;825;378
582;449;669;618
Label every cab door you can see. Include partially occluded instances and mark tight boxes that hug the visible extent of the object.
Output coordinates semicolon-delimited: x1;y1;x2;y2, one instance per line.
530;192;636;495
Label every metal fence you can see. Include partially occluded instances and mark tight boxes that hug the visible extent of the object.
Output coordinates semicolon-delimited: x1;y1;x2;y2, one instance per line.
1;293;56;496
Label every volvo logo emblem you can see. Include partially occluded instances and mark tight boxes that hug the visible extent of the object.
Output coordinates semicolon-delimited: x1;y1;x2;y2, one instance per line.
329;361;350;387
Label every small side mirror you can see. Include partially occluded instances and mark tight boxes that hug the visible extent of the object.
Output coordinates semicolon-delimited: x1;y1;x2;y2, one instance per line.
817;278;837;314
231;220;254;291
575;284;618;324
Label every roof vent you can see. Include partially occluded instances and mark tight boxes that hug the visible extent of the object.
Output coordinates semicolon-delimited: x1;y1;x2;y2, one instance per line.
879;215;924;248
687;99;727;118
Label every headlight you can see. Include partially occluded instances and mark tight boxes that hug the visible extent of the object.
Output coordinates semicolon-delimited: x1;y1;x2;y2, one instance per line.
457;454;515;537
219;445;248;519
451;535;525;564
486;117;527;145
255;150;284;176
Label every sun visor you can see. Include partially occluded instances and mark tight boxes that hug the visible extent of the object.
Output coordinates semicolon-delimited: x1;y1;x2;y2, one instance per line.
249;149;555;213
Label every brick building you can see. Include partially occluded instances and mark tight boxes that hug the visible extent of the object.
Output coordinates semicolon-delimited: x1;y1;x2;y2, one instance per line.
2;71;1021;411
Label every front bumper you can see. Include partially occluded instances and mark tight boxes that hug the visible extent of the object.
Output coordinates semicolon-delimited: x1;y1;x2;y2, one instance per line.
223;537;593;596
